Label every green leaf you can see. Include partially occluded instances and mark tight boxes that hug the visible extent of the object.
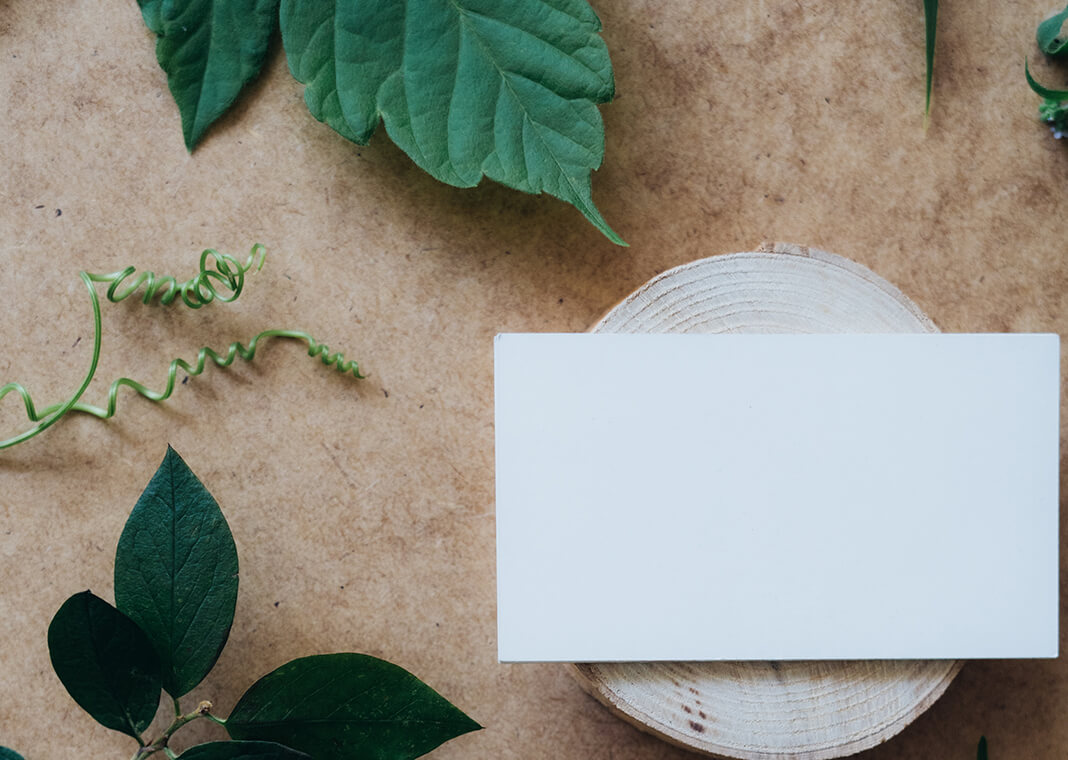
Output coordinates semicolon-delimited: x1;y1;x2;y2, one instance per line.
226;653;481;760
0;748;25;760
1027;59;1068;100
137;0;164;35
280;0;625;245
114;446;239;697
178;741;310;760
923;0;938;117
138;0;280;150
977;736;988;760
1038;5;1068;57
47;591;161;740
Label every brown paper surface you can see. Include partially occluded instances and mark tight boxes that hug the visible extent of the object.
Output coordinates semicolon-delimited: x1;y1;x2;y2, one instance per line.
1;1;1065;757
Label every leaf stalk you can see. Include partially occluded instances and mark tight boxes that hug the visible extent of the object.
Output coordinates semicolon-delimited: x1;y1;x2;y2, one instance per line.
132;701;218;760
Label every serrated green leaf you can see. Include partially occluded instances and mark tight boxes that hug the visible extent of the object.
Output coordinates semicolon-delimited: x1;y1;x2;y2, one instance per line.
47;591;161;740
178;741;310;760
114;446;239;698
138;0;280;150
280;0;625;245
226;653;481;760
1038;5;1068;57
0;747;25;760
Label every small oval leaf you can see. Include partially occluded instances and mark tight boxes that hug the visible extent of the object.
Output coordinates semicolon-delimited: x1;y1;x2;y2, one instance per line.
114;446;239;697
0;747;26;760
226;653;481;760
47;591;161;739
178;741;310;760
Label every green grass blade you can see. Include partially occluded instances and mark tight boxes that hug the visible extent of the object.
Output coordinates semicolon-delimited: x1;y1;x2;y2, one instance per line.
924;0;938;117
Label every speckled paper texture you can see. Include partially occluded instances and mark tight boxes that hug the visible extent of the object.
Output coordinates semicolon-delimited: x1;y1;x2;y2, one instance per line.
1;1;1066;758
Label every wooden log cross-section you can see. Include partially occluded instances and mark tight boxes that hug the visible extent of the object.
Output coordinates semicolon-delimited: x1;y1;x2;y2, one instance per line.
571;243;962;760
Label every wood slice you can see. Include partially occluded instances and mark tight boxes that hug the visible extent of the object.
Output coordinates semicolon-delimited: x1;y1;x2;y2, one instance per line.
573;243;961;760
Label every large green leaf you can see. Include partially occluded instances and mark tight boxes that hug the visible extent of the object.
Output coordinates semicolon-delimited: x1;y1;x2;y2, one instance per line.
280;0;625;245
226;653;481;760
138;0;280;150
1037;4;1068;57
47;591;161;740
114;446;239;697
0;747;25;760
178;741;310;760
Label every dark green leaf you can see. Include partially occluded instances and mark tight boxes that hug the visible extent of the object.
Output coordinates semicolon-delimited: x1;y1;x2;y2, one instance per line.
138;0;163;35
923;0;938;117
114;446;239;697
280;0;625;245
1038;5;1068;57
977;736;988;760
47;591;161;740
138;0;280;150
1026;60;1068;99
226;653;481;760
178;741;310;760
0;747;25;760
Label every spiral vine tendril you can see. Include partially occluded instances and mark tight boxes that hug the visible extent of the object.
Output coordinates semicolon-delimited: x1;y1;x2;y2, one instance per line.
0;245;364;450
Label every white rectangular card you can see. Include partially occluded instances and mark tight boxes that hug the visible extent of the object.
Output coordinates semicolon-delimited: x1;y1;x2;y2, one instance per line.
494;333;1060;662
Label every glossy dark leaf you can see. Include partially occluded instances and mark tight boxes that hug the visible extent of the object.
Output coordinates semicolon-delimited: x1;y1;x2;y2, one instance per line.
114;446;239;697
138;0;280;149
279;0;624;244
178;741;310;760
1037;5;1068;57
977;736;988;760
226;653;481;760
0;748;25;760
47;591;161;739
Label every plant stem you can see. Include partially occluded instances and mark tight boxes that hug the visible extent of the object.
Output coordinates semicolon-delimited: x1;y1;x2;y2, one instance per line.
131;701;218;759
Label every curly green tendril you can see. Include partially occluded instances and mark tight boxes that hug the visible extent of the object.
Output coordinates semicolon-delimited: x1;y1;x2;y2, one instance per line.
0;245;364;450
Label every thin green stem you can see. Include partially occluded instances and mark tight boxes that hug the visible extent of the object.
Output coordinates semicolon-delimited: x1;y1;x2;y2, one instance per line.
0;271;102;448
134;701;219;759
0;245;364;450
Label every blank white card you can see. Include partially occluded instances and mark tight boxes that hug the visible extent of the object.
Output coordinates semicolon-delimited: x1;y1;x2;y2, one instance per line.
494;333;1060;662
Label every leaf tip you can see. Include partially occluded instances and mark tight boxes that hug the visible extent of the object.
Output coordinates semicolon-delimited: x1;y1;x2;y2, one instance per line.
182;128;200;153
163;443;182;466
600;224;628;247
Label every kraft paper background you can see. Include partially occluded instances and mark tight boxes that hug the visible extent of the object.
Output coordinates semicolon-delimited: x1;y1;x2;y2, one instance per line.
1;1;1066;757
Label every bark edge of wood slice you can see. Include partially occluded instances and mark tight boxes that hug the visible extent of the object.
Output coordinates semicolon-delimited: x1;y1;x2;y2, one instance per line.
573;242;962;760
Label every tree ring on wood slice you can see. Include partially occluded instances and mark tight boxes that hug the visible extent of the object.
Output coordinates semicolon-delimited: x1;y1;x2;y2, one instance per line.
572;243;961;760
